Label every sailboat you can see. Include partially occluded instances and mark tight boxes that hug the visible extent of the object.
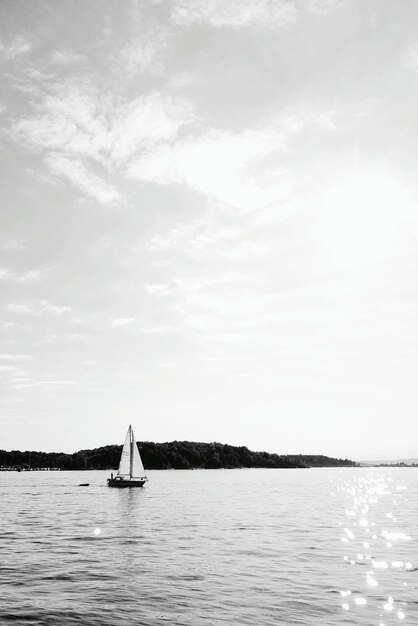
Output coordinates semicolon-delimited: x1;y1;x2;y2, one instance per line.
107;425;148;487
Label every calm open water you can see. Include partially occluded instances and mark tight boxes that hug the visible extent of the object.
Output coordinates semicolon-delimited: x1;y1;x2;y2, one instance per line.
0;467;417;625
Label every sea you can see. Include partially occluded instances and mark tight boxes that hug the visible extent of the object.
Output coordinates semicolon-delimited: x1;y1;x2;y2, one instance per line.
0;467;417;625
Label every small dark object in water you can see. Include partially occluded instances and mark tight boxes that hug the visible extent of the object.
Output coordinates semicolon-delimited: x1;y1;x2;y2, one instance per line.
79;483;90;486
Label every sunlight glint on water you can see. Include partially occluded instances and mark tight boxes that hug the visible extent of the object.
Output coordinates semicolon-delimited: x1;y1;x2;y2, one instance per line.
334;469;417;625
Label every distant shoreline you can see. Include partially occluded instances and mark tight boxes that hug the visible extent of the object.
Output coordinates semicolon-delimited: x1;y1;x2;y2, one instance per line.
0;441;356;471
358;456;418;467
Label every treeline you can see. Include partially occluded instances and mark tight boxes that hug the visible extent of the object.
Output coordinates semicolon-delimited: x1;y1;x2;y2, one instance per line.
0;441;356;471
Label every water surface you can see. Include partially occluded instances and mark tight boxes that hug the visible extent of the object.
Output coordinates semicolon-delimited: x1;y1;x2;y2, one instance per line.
0;468;417;625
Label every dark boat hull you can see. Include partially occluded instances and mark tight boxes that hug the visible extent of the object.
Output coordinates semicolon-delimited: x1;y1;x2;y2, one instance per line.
107;478;147;488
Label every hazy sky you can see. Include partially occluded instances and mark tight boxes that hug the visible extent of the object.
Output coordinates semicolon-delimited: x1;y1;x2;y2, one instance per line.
1;0;418;460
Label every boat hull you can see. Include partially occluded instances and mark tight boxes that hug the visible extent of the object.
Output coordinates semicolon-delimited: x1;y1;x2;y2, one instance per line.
107;478;147;488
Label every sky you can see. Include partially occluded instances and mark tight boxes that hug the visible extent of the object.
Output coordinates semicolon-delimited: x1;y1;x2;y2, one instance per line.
1;0;418;460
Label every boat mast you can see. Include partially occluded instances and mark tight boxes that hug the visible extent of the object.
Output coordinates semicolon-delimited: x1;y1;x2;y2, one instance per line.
129;425;133;479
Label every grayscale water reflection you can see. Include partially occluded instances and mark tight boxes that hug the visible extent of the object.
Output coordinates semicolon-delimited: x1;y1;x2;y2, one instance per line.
0;468;416;625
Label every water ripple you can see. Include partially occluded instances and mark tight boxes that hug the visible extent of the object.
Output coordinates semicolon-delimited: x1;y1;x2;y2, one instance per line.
0;468;417;625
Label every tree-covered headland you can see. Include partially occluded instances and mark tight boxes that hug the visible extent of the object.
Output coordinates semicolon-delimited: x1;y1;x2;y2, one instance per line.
0;441;356;471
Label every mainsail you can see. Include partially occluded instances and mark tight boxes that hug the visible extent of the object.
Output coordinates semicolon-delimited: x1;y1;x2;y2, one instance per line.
117;427;132;477
130;428;146;478
117;425;146;479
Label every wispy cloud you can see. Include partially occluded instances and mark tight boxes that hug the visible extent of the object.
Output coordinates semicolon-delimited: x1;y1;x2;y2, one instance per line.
114;29;168;76
5;304;36;316
110;93;195;165
307;0;345;15
11;80;195;203
149;219;241;260
139;324;174;334
2;321;18;328
220;240;269;261
127;127;292;211
171;0;343;27
406;42;418;73
144;273;250;334
0;365;20;372
0;354;33;361
44;153;120;204
145;283;172;296
112;318;135;326
127;109;338;211
148;221;206;252
51;50;86;65
174;273;245;294
0;267;43;282
12;83;194;165
6;300;71;316
11;380;77;390
0;36;31;62
0;239;27;251
171;0;298;28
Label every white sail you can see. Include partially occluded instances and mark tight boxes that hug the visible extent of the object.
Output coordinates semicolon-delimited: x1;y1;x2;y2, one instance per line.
117;427;132;477
117;425;146;479
131;428;146;478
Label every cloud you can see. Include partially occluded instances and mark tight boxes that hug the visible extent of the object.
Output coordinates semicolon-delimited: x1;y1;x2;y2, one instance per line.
44;153;120;204
0;354;33;361
12;84;194;165
171;0;298;28
114;29;168;76
0;239;27;251
148;218;243;259
0;267;43;282
11;70;334;211
126;127;292;211
0;268;18;280
307;0;344;14
145;283;172;295
2;321;18;328
139;324;174;334
21;270;43;283
126;108;338;211
11;82;107;159
110;93;195;165
145;273;247;330
6;303;36;315
406;42;418;73
11;380;77;389
220;240;269;261
11;81;195;203
51;50;86;65
174;273;245;294
148;221;206;252
171;0;343;27
6;301;71;316
112;318;135;326
0;36;31;62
